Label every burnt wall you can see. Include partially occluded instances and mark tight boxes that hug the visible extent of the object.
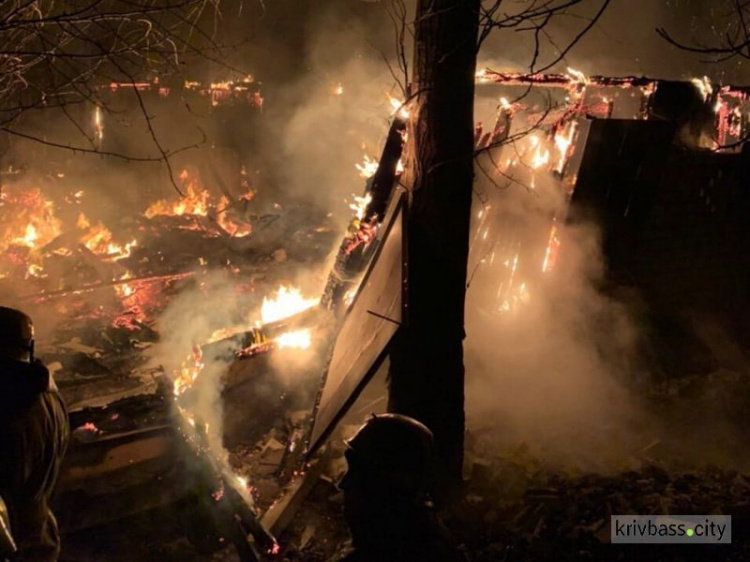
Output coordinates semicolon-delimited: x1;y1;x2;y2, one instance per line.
570;119;750;371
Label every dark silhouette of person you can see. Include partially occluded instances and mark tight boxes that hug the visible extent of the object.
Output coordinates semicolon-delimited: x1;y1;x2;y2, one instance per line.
336;413;456;562
0;307;69;561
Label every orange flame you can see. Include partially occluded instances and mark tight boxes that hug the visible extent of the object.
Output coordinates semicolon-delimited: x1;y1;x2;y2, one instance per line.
387;94;410;119
145;171;210;218
356;155;380;178
261;285;319;325
1;187;62;253
78;213;138;261
276;329;312;350
174;345;205;397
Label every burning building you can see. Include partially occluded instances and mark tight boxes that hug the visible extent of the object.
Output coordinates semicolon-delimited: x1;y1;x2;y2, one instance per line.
470;69;750;363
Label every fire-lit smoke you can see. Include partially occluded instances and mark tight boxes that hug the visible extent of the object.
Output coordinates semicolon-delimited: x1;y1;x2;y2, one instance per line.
465;211;648;471
464;90;749;471
146;274;247;454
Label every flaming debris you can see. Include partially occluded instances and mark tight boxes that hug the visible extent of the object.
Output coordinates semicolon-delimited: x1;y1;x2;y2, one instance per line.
174;345;205;397
145;170;210;218
1;187;62;253
144;170;253;238
77;214;139;261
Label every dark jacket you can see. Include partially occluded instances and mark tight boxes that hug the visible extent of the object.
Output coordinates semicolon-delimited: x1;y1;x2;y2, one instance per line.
0;358;69;562
337;503;457;562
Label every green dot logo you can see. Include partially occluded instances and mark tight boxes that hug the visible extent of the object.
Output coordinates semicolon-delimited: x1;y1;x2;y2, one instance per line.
687;529;694;537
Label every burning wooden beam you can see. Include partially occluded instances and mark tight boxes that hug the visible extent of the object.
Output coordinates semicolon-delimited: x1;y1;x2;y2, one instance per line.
320;114;407;312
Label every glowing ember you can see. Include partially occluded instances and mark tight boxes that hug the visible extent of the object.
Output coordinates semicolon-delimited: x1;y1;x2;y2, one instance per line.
78;422;100;433
261;286;319;325
212;481;225;502
334;83;344;96
26;264;45;279
276;329;312;350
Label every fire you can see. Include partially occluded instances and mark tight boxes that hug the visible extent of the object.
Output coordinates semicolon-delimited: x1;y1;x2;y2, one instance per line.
566;67;589;86
261;285;319;325
276;329;312;350
349;193;373;221
78;214;138;261
530;145;550;170
1;187;62;253
76;213;90;230
553;121;578;174
356;155;403;179
145;171;210;218
542;224;561;273
14;223;39;248
93;106;104;143
334;83;344;96
174;345;205;396
217;196;252;238
356;155;380;178
26;263;45;279
387;94;410;119
691;76;712;102
144;171;252;237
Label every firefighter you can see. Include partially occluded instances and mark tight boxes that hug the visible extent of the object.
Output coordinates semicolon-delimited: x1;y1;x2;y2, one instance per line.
335;413;456;562
0;307;69;561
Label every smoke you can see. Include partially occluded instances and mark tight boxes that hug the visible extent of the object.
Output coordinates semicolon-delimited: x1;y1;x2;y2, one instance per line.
463;95;750;473
145;272;253;453
464;206;650;472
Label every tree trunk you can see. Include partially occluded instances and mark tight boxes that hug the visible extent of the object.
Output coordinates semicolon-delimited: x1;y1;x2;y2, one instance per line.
387;0;479;499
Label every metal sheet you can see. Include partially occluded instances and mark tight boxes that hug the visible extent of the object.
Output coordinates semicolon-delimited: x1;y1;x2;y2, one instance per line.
308;191;406;455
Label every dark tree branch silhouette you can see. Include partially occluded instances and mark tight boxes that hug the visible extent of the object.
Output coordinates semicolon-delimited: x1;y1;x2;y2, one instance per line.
0;0;243;192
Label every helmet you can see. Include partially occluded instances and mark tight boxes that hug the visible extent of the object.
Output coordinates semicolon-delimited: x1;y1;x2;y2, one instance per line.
342;413;434;494
0;307;34;351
